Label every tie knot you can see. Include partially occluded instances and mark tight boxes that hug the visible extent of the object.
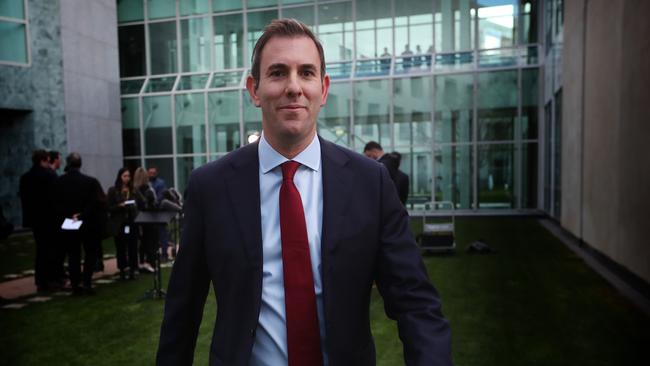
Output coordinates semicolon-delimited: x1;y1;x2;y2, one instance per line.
281;161;301;181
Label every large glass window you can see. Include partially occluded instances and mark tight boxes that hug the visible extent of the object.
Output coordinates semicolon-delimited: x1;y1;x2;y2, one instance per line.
209;91;241;153
395;0;433;68
354;79;390;149
247;0;277;9
117;0;144;23
143;96;173;155
435;73;473;143
521;68;538;139
400;147;432;204
121;98;141;157
478;144;515;208
213;13;244;70
147;0;175;20
434;0;474;52
282;5;315;28
355;0;392;59
212;0;243;12
149;21;178;75
180;0;209;16
435;144;473;209
477;70;517;141
477;0;516;49
247;10;279;65
175;93;206;154
318;82;351;147
318;1;353;62
118;25;146;77
177;156;207;193
0;0;24;18
181;17;211;72
394;76;433;147
0;20;27;64
243;90;262;144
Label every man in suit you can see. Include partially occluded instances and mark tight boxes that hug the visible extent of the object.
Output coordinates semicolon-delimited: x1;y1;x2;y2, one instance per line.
157;19;451;366
19;149;58;292
53;152;106;295
363;142;410;206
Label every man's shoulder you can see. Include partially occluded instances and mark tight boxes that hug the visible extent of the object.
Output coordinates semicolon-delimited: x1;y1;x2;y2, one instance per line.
319;137;385;174
189;143;257;184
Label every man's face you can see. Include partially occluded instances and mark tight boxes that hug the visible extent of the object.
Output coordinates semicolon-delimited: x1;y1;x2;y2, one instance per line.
51;156;61;170
246;36;330;146
364;148;383;160
147;168;157;179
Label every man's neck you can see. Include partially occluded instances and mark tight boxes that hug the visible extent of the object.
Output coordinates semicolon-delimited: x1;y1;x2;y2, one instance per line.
263;131;317;160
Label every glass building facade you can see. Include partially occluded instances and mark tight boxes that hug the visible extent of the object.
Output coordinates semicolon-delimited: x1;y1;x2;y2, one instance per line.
0;0;30;65
118;0;541;211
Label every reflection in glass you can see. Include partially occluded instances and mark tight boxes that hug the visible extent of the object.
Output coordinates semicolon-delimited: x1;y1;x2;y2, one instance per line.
0;21;27;63
434;52;473;71
147;0;175;20
177;74;210;91
435;144;472;209
247;10;279;65
177;156;207;193
318;2;353;62
522;142;537;208
355;0;392;59
117;0;143;23
354;79;390;149
121;79;145;94
212;0;243;12
243;90;262;144
213;13;244;70
398;147;432;205
434;0;474;52
394;76;432;147
149;21;178;75
247;0;277;9
478;144;514;208
181;17;211;72
143;96;173;155
282;5;314;27
521;68;538;139
180;0;209;16
395;0;433;70
121;98;141;156
211;71;242;88
143;76;176;93
318;82;350;147
118;25;145;77
209;91;241;153
175;93;206;154
145;158;173;189
327;62;352;79
435;73;473;143
478;48;518;68
477;0;516;49
477;70;517;141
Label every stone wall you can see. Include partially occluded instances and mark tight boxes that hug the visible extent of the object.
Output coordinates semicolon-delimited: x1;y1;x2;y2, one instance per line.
0;0;66;226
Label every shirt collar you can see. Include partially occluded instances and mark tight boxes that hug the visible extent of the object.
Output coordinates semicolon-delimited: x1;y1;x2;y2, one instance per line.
258;132;321;174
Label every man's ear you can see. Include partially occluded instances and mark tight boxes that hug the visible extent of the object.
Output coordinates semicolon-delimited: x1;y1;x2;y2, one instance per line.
245;75;261;107
320;74;330;107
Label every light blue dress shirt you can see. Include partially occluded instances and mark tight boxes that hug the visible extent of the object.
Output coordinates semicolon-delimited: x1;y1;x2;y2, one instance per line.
250;133;328;366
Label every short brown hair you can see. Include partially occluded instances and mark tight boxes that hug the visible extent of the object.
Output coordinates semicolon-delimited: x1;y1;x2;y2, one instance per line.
250;18;325;88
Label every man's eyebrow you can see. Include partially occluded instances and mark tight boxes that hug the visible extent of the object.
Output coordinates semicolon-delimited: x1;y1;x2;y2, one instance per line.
266;63;288;72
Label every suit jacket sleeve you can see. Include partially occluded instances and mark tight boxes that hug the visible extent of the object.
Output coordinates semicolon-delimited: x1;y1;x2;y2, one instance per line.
374;166;453;366
157;172;211;365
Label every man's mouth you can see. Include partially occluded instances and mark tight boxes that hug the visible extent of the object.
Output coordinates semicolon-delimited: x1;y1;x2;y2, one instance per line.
278;104;306;111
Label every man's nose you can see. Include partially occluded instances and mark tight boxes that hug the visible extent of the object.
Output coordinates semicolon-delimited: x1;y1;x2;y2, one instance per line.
285;72;302;97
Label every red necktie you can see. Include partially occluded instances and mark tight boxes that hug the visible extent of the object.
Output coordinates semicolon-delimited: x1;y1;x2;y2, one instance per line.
280;161;323;366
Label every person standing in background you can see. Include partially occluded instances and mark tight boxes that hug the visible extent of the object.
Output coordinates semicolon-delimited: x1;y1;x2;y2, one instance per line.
19;149;58;292
135;167;157;273
148;167;170;262
107;168;139;280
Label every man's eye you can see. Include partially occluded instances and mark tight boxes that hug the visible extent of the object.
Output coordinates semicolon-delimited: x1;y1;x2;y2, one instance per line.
269;70;285;77
301;70;315;77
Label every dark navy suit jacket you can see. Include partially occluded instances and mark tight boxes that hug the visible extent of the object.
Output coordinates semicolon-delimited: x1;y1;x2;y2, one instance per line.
157;137;452;365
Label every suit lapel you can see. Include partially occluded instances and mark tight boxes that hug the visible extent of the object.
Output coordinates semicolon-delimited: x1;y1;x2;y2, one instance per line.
320;137;352;257
225;143;263;268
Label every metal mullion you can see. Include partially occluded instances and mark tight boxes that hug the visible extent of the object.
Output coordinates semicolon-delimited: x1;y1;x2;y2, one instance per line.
171;87;179;189
144;3;151;75
242;3;249;68
350;81;355;150
205;86;244;93
138;95;146;164
204;91;210;159
116;20;145;27
537;60;544;210
208;0;215;71
176;1;182;74
472;71;478;210
389;75;394;151
431;66;437;206
142;91;176;97
516;67;523;209
0;16;27;24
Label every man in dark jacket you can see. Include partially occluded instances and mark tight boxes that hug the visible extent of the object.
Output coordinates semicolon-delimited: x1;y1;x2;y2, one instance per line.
19;149;58;292
389;151;410;206
54;152;106;295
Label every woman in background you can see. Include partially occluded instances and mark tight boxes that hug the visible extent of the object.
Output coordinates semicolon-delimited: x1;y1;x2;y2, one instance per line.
133;167;157;274
107;168;138;280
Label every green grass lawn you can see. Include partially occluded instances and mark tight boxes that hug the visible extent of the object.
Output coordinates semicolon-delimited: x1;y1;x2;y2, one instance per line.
0;235;116;280
1;218;649;365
